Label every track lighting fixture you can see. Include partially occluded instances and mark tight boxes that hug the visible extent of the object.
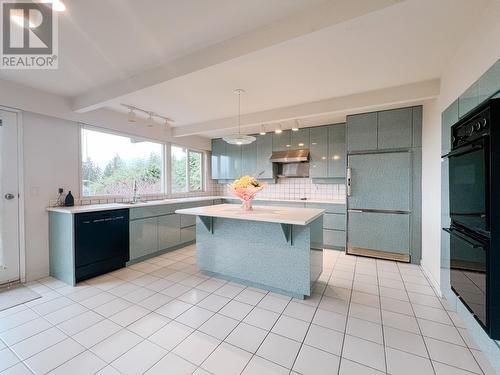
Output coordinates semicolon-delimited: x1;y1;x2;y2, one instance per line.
121;104;174;128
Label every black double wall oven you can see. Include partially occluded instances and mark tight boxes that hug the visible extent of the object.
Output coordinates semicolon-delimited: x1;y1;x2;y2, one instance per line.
445;98;500;339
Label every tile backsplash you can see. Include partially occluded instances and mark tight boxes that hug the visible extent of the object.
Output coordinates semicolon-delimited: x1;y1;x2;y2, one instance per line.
213;178;346;201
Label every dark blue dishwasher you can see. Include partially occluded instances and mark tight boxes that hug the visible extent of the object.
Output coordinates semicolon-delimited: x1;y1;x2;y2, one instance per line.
74;209;129;282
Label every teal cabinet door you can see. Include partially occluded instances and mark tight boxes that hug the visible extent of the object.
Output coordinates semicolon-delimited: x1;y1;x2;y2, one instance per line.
130;218;158;260
256;133;273;178
323;213;346;231
478;60;500;104
442;100;459;154
459;81;480;118
272;130;291;151
412;107;422;148
290;128;310;149
180;226;196;243
323;229;345;250
327;124;346;178
226;143;242;179
241;141;257;176
158;214;181;250
309;127;328;178
211;139;225;180
347;112;377;152
348;212;410;256
377;108;413;149
348;151;411;211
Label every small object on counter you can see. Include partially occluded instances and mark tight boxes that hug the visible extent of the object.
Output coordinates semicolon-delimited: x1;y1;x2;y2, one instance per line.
56;188;65;206
229;175;266;211
64;191;74;207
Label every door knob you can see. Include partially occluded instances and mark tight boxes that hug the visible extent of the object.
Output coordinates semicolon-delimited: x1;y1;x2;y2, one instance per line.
4;193;15;200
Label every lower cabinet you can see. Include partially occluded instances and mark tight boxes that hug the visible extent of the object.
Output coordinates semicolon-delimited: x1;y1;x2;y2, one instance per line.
181;226;196;243
323;229;345;249
348;211;410;258
129;200;214;262
130;217;158;260
158;214;181;250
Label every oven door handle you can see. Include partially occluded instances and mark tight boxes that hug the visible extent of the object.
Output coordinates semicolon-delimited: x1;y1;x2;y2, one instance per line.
443;144;483;158
443;228;482;248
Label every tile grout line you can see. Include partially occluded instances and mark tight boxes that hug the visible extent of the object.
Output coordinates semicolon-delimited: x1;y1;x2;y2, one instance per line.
396;261;437;375
335;253;356;375
286;251;339;374
375;259;389;374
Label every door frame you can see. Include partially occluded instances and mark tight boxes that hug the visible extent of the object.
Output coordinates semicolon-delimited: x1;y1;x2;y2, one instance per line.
0;106;26;283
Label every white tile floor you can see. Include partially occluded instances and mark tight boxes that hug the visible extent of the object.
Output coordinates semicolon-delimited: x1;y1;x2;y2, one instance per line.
0;246;497;375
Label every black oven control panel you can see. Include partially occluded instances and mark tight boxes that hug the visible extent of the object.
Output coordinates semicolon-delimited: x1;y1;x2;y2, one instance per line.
452;108;489;148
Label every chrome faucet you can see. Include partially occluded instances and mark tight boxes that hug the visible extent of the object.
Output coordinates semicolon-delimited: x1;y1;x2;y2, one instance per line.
132;180;139;203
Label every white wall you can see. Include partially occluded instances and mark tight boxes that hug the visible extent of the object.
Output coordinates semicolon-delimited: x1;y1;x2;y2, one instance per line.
421;0;500;289
23;112;80;281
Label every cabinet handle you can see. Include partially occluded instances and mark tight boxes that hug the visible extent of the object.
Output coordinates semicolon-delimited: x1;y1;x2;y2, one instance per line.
346;167;352;196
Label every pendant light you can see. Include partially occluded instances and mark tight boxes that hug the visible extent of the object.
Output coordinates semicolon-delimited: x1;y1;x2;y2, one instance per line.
127;108;136;122
259;124;266;135
223;89;256;145
275;123;283;134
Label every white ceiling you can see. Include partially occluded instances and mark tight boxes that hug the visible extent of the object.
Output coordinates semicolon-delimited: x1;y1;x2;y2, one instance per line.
0;0;323;96
0;0;491;139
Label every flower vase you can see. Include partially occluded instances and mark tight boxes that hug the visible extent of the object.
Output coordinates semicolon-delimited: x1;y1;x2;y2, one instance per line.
241;199;253;211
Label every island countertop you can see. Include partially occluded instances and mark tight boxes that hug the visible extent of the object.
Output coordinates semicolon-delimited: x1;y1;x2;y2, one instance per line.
175;204;324;226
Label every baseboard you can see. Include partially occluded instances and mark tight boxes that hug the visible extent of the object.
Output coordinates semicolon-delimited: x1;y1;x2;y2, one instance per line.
420;262;442;297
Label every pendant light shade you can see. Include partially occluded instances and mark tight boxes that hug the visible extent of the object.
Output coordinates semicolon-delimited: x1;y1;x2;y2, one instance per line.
223;89;256;145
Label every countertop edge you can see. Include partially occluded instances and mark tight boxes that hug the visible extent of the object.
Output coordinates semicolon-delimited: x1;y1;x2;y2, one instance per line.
175;204;325;226
47;195;345;214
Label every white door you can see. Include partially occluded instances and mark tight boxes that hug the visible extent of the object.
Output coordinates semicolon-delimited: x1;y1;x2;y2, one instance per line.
0;109;20;285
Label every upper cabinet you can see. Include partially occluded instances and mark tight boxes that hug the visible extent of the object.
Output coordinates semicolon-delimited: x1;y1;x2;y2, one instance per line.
226;143;241;179
347;106;422;153
291;128;310;149
458;81;480;118
211;138;225;180
346;112;378;152
442;99;459;154
241;141;257;177
210;123;346;180
378;108;413;149
309;127;328;178
328;124;346;178
255;133;273;179
272;130;292;151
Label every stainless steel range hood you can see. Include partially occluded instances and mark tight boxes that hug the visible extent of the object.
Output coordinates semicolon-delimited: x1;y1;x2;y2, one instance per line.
270;149;309;163
270;149;310;178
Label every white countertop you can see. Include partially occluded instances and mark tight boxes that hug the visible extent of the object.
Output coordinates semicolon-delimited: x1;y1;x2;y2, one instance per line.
46;196;222;214
222;196;346;205
175;204;325;226
47;195;345;214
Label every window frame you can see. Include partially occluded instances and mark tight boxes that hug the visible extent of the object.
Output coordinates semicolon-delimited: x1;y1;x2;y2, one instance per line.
78;124;206;199
169;144;205;195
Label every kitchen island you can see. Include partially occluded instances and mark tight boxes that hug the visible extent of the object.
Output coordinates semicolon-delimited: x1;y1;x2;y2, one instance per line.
175;204;324;299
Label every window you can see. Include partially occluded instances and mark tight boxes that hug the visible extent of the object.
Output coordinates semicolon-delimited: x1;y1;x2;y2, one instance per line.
81;127;164;196
171;145;204;193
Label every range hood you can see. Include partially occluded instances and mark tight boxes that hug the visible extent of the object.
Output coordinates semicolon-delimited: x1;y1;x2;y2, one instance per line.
270;149;310;178
270;149;309;163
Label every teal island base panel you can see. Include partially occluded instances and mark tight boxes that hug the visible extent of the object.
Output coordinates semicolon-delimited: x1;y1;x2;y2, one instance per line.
196;216;323;299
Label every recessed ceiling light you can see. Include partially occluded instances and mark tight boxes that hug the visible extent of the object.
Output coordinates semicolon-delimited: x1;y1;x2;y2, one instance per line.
298;143;304;147
333;155;340;160
147;114;155;127
127;109;136;122
52;0;66;12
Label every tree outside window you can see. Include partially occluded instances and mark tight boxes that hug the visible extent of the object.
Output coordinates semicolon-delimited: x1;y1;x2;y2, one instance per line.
171;145;204;193
81;128;164;196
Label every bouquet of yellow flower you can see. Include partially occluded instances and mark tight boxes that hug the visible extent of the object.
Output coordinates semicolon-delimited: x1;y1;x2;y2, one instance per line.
229;175;266;211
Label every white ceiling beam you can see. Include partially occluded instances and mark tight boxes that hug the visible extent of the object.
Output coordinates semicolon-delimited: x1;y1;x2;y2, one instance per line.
72;0;404;113
171;79;440;137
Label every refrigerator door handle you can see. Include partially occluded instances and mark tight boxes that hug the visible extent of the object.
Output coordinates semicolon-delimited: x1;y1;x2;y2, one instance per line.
346;167;352;196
